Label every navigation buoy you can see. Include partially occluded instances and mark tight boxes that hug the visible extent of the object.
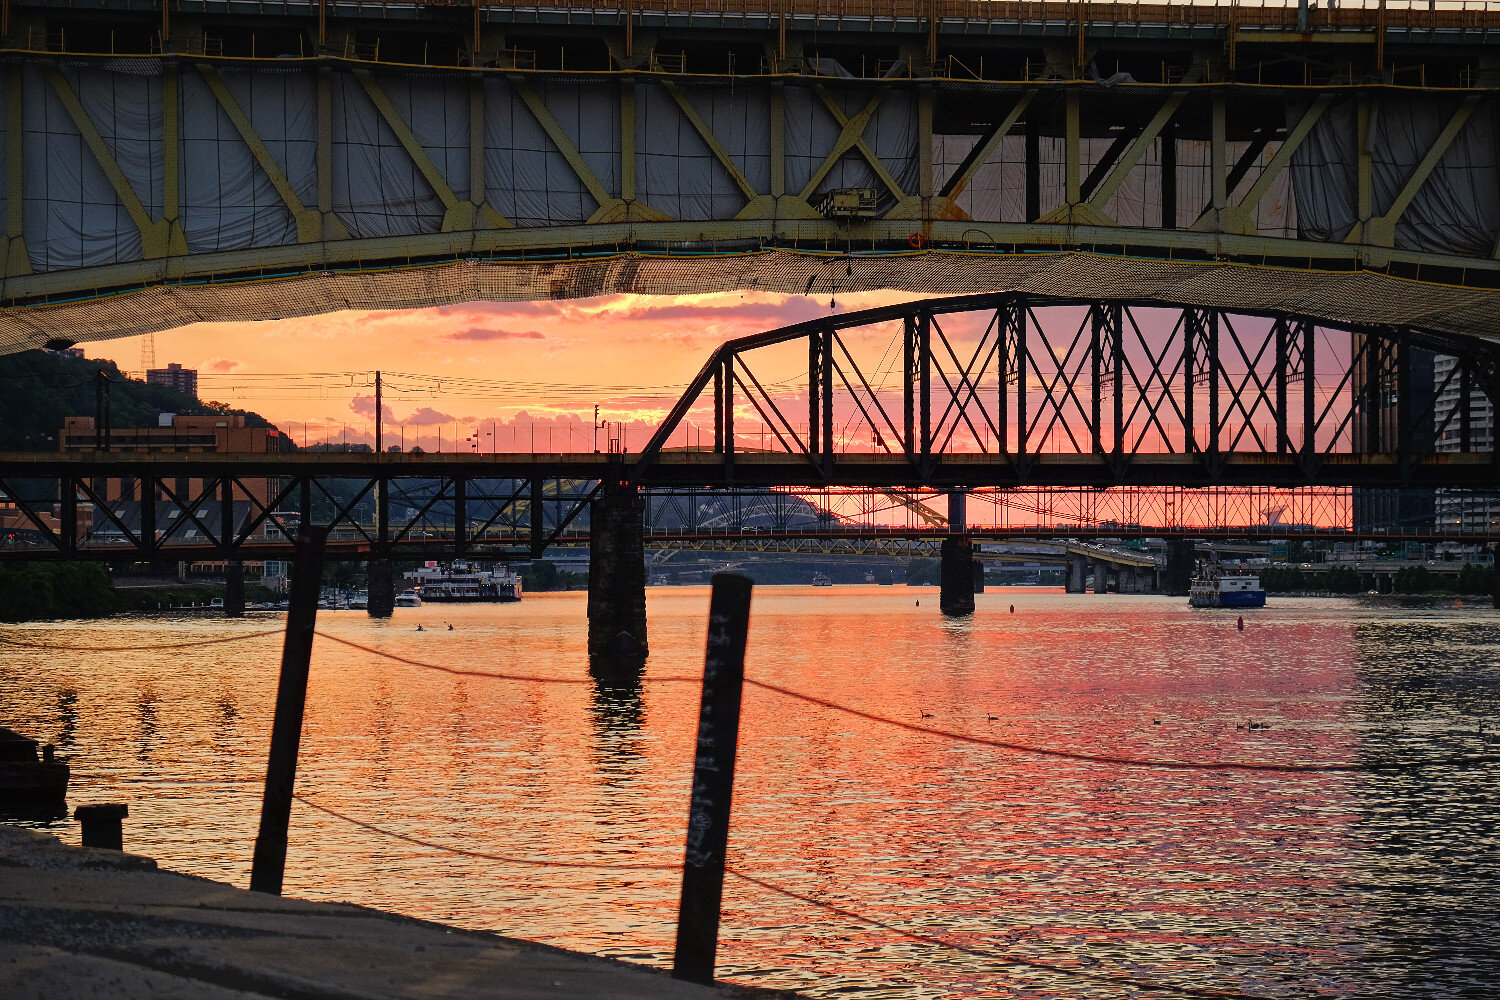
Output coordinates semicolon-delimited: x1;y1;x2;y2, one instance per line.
916;599;920;606
1009;604;1015;613
1237;616;1244;631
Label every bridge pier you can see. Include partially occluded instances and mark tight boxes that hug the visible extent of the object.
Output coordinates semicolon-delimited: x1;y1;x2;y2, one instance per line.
1066;556;1087;594
1162;540;1196;596
972;560;985;594
588;480;649;671
223;561;245;618
367;559;395;619
939;536;976;616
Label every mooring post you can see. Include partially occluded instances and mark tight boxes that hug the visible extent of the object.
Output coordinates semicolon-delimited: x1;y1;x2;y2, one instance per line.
672;573;753;985
250;523;329;895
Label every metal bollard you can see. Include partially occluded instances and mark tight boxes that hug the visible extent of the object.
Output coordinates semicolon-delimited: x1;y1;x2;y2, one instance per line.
75;803;129;851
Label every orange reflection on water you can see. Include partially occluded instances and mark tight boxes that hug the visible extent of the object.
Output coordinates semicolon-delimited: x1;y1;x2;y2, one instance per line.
2;588;1498;998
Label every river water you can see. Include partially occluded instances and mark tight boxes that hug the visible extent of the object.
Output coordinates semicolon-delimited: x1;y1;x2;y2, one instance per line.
2;587;1498;998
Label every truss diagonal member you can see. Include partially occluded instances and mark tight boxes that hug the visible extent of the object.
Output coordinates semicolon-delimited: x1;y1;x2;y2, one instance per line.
929;316;1002;453
938;90;1034;202
72;477;141;549
832;332;904;452
733;367;816;465
156;478;225;547
660;80;757;202
197;64;343;243
1085;72;1198;212
234;476;303;544
508;75;615;215
0;478;63;549
1197;92;1335;236
313;477;377;543
352;70;510;233
389;476;454;544
43;65;186;258
800;87;905;203
1357;94;1482;249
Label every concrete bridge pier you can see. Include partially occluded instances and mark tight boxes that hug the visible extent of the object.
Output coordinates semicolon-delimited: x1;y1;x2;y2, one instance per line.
939;491;976;616
367;559;395;619
588;480;649;672
223;561;245;618
1066;556;1088;593
1163;540;1196;596
939;537;976;615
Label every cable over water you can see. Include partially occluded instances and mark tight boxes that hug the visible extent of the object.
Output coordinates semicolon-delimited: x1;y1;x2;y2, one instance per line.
742;677;1500;775
294;793;679;871
313;631;703;685
295;792;1263;1000
0;630;279;652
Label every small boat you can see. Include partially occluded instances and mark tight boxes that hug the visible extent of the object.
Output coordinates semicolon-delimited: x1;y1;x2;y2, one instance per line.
0;727;69;805
348;592;369;610
394;590;422;607
811;572;833;587
1189;564;1266;609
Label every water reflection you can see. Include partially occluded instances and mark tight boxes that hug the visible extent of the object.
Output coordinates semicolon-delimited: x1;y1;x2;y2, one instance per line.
0;593;1497;998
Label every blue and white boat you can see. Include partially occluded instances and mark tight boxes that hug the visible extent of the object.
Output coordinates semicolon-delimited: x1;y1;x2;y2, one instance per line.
1188;566;1266;609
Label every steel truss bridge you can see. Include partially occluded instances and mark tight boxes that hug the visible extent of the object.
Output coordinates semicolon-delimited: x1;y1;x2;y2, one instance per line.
3;292;1499;561
5;1;1500;348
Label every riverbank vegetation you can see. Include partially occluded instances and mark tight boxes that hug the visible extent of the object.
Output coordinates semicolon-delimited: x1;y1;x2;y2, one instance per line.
1260;562;1494;595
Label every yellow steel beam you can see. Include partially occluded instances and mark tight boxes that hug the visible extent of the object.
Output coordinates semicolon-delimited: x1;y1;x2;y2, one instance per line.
1362;94;1481;248
4;63;31;277
1211;92;1334;236
660;79;756;202
809;86;907;202
197;64;338;243
43;64;185;258
353;69;510;232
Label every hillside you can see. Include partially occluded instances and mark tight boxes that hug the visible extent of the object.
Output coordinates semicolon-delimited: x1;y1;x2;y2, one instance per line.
0;350;280;451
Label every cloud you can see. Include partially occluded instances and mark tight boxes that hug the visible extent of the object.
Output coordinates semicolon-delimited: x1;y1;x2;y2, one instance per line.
444;327;547;342
403;406;458;426
201;357;242;373
348;394;395;421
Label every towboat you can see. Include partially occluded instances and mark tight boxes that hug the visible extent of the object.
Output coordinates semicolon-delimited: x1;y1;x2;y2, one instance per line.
1188;565;1267;609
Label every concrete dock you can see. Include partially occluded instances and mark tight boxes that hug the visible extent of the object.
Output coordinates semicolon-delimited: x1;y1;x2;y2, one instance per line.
0;824;796;1000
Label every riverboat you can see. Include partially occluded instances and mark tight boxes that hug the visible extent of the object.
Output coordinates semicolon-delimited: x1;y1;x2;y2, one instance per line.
1188;566;1266;609
403;560;522;603
0;727;68;805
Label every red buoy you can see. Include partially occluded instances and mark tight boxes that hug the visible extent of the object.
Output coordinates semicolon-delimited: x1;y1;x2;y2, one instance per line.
1237;615;1244;631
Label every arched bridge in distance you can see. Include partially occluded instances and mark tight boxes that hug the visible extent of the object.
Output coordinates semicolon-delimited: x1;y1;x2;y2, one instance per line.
4;0;1500;349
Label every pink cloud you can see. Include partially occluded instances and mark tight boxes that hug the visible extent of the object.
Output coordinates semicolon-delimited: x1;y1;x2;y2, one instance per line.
201;357;242;373
444;327;547;342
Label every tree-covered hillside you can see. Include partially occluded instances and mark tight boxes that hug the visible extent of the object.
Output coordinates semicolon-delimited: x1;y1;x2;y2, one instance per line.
0;350;280;450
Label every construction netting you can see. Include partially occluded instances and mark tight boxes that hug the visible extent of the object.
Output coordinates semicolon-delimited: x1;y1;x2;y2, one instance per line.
3;249;1500;354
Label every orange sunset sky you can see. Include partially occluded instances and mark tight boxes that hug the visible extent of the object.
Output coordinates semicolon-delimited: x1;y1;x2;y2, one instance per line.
88;290;919;452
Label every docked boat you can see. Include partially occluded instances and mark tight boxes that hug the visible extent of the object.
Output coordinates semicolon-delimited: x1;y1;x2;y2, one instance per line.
394;590;422;607
403;560;522;603
1189;565;1266;609
0;727;69;805
811;572;833;587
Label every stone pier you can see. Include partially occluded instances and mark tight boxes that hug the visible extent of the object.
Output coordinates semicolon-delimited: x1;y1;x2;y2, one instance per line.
1066;555;1088;593
939;536;976;615
587;480;649;670
367;559;395;619
222;561;245;617
972;560;985;594
1162;539;1196;596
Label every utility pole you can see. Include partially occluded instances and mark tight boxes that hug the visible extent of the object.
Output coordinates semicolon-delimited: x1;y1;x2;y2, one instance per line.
594;404;602;453
374;371;382;453
93;371;111;451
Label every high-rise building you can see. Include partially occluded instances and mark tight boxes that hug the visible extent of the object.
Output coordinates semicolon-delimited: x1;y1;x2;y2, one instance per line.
146;362;198;400
1350;335;1435;534
1433;354;1500;534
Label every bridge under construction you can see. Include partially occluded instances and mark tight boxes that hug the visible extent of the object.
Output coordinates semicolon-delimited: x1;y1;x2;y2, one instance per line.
3;0;1500;349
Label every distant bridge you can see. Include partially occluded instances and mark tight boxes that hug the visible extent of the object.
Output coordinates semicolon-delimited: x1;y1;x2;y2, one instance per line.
3;290;1500;563
6;1;1500;348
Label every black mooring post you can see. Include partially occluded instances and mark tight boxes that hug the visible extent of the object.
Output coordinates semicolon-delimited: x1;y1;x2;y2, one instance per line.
250;523;329;895
672;573;753;985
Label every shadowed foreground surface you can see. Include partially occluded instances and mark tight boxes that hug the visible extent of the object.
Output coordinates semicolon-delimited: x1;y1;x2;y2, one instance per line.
0;824;790;1000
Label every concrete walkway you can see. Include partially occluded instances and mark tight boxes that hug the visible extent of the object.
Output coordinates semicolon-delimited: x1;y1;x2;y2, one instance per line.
0;825;796;1000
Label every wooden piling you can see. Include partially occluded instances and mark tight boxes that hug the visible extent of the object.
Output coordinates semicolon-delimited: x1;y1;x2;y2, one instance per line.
672;573;752;985
250;524;329;895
